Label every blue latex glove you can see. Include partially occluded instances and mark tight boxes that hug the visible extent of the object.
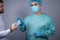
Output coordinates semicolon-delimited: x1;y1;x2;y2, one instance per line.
34;31;44;38
16;17;23;26
16;17;26;32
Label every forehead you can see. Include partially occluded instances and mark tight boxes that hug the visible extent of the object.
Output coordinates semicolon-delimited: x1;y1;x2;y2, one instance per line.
31;2;39;5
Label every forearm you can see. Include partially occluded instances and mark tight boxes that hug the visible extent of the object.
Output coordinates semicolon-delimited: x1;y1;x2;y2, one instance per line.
0;29;11;38
0;22;17;39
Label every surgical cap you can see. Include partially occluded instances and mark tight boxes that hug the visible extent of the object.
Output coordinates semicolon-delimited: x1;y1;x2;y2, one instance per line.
29;0;42;6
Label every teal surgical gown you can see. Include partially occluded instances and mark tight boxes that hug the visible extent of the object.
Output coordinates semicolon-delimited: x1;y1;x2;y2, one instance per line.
19;13;55;40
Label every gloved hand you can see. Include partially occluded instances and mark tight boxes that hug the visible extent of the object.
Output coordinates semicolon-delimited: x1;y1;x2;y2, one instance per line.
34;31;44;38
16;17;23;26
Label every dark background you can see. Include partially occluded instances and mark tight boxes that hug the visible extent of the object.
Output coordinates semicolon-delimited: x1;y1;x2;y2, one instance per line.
3;0;60;40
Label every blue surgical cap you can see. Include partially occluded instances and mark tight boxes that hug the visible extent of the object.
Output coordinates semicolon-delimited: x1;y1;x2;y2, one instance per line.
29;0;42;6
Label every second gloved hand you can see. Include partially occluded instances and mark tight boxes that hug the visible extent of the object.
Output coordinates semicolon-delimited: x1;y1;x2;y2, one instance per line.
34;31;44;38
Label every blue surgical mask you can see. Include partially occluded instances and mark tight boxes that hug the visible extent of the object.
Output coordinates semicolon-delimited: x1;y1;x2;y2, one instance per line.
31;6;41;13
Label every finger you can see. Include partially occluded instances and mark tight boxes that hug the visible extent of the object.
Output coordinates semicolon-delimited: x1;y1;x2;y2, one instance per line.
12;23;17;26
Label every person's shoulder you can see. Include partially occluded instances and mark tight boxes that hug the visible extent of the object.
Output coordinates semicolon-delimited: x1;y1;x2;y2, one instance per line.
43;13;53;20
43;13;52;18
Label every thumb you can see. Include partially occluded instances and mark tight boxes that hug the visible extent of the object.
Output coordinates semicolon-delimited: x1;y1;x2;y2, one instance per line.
12;23;17;26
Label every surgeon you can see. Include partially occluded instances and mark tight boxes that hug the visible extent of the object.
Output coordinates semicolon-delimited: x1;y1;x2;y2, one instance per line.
14;0;56;40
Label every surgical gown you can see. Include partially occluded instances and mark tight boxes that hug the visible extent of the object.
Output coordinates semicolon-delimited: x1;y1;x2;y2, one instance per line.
19;13;55;40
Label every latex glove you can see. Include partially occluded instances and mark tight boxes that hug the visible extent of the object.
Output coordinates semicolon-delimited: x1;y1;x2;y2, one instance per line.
34;31;44;38
16;17;23;26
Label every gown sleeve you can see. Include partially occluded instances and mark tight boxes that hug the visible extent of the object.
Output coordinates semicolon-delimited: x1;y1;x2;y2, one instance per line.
34;18;55;39
40;20;55;38
0;29;10;39
43;19;55;37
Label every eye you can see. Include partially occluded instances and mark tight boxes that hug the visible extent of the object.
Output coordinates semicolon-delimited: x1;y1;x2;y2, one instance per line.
35;4;38;6
1;6;3;7
31;5;33;6
0;5;3;8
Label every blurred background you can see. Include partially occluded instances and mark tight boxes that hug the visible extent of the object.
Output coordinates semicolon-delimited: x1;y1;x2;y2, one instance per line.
3;0;60;40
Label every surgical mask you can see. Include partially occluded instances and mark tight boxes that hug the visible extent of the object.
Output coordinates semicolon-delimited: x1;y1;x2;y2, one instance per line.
31;6;41;13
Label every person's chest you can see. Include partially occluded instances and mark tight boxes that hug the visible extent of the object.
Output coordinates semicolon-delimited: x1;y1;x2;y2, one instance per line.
26;16;49;33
